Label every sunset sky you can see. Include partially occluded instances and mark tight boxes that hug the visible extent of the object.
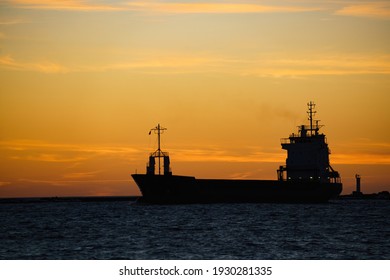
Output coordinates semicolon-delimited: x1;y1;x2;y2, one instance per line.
1;0;389;197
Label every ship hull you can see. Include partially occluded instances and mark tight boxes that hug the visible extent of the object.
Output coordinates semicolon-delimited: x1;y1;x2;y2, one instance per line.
132;174;342;204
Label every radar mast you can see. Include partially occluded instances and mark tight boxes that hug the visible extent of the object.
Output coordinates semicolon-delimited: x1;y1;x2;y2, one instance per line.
148;124;171;175
307;101;316;136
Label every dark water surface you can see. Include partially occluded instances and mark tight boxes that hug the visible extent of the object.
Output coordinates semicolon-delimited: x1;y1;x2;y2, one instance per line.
1;200;389;259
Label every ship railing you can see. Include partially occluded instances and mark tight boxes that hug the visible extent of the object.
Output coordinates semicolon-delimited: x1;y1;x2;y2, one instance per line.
280;138;289;144
150;151;169;157
280;135;327;144
280;136;307;144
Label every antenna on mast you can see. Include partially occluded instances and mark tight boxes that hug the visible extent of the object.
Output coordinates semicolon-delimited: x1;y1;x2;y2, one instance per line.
150;123;167;156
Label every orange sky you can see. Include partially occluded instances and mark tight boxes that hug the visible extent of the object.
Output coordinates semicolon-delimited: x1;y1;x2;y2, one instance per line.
1;1;389;197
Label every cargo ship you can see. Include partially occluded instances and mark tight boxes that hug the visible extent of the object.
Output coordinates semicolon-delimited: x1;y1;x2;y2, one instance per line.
132;102;342;203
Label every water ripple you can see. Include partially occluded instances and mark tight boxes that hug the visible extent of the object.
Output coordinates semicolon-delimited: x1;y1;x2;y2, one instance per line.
0;200;389;259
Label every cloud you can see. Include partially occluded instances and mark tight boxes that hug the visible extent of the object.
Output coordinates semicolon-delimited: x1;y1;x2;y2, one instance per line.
5;0;324;14
228;171;255;180
126;1;322;14
62;171;101;179
0;53;234;74
171;140;390;165
5;1;390;19
333;140;390;164
335;2;390;19
241;53;390;78
172;146;284;163
0;140;141;196
0;140;143;161
2;52;390;76
0;53;226;73
10;154;87;163
0;19;25;25
16;178;130;187
332;153;390;165
0;55;70;73
6;0;127;11
174;144;390;165
92;55;226;72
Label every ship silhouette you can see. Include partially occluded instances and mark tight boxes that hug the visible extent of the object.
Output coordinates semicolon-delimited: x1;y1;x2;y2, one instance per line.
132;102;342;203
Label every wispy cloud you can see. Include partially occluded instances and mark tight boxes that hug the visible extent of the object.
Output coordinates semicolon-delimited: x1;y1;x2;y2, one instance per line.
240;53;390;78
332;153;390;165
16;178;130;187
228;171;256;180
333;140;390;164
126;1;322;14
0;19;26;25
0;54;227;73
172;146;284;163
10;154;87;163
5;0;323;13
1;140;142;158
335;2;390;19
0;53;236;74
174;144;390;165
5;0;390;19
0;182;11;187
62;171;101;179
6;0;127;11
94;55;227;72
2;52;390;76
0;140;140;196
0;55;70;73
171;139;390;165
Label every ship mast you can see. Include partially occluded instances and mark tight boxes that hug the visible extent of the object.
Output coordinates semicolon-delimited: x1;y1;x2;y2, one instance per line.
307;101;317;136
150;124;167;175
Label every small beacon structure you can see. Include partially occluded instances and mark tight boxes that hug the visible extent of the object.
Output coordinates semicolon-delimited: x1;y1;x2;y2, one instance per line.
353;174;363;197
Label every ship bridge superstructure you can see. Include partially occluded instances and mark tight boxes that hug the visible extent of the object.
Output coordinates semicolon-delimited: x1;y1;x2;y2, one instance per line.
278;102;341;183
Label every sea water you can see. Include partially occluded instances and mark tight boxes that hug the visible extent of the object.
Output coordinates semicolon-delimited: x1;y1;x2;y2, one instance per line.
0;199;389;259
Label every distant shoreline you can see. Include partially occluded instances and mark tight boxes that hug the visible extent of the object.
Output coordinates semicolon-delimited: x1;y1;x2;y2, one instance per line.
338;191;390;200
